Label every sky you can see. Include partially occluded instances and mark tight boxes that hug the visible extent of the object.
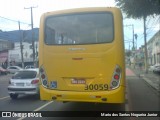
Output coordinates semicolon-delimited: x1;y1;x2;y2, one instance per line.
0;0;159;50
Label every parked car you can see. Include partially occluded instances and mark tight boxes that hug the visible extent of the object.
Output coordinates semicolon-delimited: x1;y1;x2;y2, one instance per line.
7;66;23;74
25;65;35;69
149;64;160;73
8;68;39;99
148;65;155;72
153;64;160;73
0;66;8;75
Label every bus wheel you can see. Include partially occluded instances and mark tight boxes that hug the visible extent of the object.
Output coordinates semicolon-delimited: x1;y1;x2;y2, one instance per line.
10;94;18;99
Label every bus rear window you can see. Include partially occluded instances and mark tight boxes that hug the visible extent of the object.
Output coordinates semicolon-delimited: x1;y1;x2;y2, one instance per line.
45;12;114;45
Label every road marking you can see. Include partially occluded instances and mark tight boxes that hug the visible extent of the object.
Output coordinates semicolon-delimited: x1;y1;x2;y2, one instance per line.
17;101;54;120
33;101;53;111
0;96;9;100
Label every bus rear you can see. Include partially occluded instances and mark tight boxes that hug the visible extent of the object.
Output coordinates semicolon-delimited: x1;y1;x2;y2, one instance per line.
39;7;125;103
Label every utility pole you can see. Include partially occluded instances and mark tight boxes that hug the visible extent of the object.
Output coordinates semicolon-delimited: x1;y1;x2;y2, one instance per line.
143;16;148;73
24;6;37;66
134;34;138;50
18;21;24;68
124;24;135;69
132;24;135;50
124;24;135;50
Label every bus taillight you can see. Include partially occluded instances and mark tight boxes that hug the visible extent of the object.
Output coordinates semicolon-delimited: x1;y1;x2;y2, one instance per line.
114;74;119;80
39;66;48;88
41;74;45;79
110;65;121;90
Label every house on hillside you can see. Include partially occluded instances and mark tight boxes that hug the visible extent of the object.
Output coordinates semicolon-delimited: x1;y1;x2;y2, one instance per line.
0;28;39;42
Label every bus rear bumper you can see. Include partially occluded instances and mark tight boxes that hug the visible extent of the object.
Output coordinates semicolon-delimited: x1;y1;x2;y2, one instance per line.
40;86;125;103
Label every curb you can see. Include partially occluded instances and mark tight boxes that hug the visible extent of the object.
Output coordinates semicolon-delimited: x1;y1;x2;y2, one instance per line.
141;75;160;92
127;66;160;92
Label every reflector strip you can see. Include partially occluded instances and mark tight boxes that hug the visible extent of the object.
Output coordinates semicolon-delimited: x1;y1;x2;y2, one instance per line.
72;58;83;60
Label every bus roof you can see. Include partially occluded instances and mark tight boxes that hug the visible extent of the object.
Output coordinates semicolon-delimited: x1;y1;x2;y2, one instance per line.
42;7;121;17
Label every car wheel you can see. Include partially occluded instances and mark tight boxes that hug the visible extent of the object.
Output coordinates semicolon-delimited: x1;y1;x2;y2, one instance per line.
10;94;18;99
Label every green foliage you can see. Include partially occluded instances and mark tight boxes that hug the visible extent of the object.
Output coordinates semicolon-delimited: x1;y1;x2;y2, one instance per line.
115;0;160;19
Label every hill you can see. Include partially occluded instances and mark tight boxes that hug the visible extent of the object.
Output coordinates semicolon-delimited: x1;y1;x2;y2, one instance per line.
0;28;39;42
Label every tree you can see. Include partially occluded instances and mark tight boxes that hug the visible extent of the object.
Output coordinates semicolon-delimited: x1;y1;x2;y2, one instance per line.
115;0;159;18
115;0;160;73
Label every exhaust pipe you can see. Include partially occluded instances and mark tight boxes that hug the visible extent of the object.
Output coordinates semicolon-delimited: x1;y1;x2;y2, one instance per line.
101;98;107;101
52;96;57;100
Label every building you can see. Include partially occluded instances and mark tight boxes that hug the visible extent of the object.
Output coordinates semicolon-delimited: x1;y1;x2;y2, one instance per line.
132;30;160;69
0;28;39;68
0;39;14;68
147;30;160;65
8;42;39;67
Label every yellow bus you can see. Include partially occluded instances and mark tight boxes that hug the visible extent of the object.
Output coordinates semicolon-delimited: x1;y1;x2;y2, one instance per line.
39;7;125;103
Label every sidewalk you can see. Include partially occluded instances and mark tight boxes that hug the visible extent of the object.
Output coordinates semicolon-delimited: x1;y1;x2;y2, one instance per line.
127;65;160;92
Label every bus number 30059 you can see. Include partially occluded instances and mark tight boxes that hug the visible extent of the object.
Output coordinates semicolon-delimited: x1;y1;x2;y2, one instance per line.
84;84;108;90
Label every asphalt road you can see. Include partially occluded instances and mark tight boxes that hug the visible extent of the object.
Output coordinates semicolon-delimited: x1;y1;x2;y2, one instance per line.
0;70;159;120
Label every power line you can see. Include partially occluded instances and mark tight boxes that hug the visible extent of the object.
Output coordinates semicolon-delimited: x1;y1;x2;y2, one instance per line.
146;16;159;33
0;16;30;25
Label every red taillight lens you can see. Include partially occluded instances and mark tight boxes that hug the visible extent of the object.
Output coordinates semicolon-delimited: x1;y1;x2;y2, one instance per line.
41;74;45;79
114;74;119;80
31;79;39;84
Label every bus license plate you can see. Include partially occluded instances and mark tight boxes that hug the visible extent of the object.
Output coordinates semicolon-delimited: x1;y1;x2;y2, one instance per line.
71;79;86;84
